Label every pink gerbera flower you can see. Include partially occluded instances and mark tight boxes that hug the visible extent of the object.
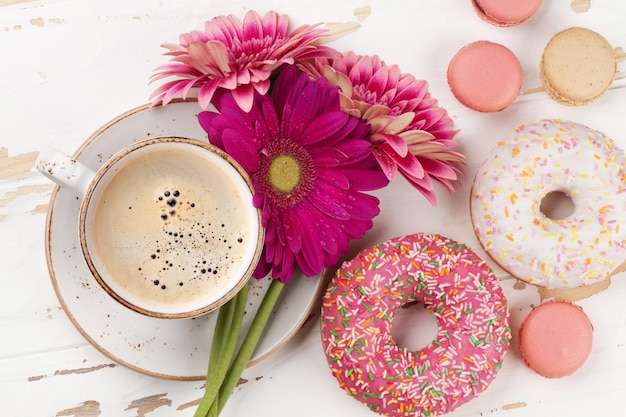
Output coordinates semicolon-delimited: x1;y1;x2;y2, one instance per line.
149;10;341;112
199;66;387;282
303;52;465;205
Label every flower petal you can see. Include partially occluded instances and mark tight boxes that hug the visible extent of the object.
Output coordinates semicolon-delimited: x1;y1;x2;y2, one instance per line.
261;10;287;39
252;252;272;279
307;185;351;221
221;127;259;171
197;79;220;109
316;168;350;190
219;72;238;90
231;83;255;112
334;138;373;162
373;148;398;181
376;132;409;158
301;111;349;146
197;110;225;148
273;201;320;275
287;78;324;139
366;64;391;97
338;167;389;191
384;148;425;179
280;205;303;254
418;156;461;181
340;215;375;240
383;112;415;135
242;10;263;41
310;180;380;220
187;41;230;74
399;129;436;146
309;146;345;167
275;247;297;282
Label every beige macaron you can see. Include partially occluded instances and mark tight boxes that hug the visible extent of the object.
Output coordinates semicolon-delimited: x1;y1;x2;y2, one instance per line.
540;27;616;106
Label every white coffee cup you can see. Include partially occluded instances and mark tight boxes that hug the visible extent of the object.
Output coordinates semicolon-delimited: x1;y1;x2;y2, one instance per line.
36;137;263;319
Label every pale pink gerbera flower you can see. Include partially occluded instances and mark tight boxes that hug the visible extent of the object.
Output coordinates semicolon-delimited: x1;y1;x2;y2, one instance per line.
199;66;387;282
303;52;465;205
149;10;341;112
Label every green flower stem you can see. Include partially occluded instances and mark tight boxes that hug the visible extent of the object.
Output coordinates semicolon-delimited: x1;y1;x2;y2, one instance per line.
194;283;249;417
216;278;286;415
208;399;219;417
208;298;235;376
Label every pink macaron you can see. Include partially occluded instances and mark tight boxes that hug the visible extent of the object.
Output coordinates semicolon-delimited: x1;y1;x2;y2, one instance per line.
447;40;522;112
518;300;593;378
472;0;543;27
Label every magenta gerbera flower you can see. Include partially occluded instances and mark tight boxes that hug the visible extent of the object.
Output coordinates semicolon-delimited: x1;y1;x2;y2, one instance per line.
303;52;465;205
199;66;388;282
149;10;342;112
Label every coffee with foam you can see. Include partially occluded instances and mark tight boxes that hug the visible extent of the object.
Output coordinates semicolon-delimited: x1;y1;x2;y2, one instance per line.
81;138;261;318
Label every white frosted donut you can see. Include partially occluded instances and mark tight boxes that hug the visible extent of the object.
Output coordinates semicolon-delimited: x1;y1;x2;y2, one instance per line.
471;119;626;288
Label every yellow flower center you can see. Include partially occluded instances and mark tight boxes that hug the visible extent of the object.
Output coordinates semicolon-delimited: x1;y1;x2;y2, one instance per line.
268;154;301;193
258;138;315;209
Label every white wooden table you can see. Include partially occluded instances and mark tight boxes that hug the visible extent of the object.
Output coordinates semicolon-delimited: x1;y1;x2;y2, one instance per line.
2;1;626;416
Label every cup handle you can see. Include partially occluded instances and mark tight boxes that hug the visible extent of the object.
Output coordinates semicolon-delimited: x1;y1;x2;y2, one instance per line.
35;146;95;196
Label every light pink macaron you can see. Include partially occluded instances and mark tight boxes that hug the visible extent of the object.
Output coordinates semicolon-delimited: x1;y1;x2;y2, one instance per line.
472;0;543;27
518;300;593;378
447;40;522;112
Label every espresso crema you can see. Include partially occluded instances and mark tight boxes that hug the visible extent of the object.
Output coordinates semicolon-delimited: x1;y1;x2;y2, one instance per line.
83;139;260;316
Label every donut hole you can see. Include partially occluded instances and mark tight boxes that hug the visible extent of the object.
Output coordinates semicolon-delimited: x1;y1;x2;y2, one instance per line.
540;190;575;220
391;301;439;352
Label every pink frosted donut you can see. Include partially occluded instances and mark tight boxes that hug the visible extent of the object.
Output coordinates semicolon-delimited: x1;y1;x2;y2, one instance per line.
321;233;510;417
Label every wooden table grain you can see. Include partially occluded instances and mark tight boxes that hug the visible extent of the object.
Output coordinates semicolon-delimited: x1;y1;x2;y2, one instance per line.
2;1;625;416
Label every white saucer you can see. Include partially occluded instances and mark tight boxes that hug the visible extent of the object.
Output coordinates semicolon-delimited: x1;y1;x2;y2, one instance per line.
44;101;325;380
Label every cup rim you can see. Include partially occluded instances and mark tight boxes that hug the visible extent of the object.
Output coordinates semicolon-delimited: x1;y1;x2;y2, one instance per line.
78;136;264;319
